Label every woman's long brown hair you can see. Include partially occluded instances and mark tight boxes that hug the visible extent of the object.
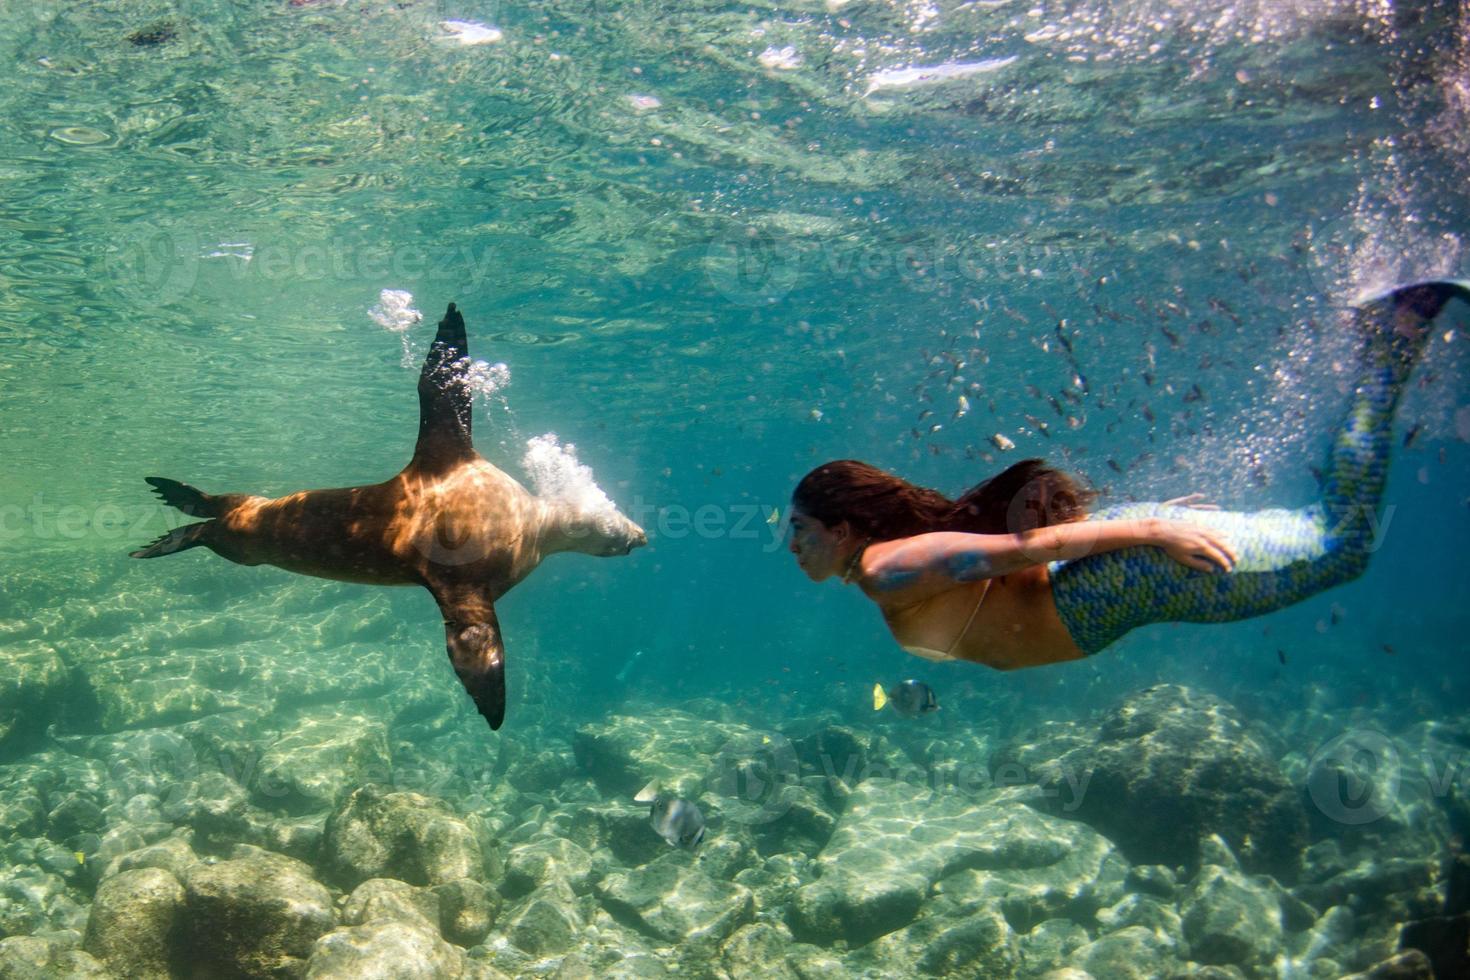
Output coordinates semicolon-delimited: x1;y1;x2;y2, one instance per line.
791;458;1095;540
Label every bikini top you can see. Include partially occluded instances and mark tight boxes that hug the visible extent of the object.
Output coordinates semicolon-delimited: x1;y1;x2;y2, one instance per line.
901;579;992;662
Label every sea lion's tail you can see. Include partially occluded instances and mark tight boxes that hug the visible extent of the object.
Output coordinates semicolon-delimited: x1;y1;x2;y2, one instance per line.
143;477;223;517
129;522;210;559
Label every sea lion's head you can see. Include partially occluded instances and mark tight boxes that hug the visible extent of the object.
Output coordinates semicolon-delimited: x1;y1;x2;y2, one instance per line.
550;502;648;557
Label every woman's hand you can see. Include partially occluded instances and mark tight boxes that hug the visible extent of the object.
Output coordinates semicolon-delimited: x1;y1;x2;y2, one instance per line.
1149;518;1237;573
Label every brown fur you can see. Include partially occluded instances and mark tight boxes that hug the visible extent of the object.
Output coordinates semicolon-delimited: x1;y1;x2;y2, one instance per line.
134;304;645;729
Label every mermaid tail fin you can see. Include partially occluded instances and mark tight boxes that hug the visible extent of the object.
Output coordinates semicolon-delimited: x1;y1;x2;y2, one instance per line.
1354;278;1470;319
1349;277;1470;384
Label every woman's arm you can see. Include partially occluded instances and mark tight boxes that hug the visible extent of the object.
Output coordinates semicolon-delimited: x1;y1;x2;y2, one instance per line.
860;518;1237;605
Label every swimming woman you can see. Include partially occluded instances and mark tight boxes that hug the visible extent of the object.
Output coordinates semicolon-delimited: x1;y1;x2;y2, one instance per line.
788;280;1468;669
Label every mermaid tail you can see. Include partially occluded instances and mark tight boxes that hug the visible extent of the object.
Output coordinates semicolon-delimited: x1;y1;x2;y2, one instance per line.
1051;279;1469;655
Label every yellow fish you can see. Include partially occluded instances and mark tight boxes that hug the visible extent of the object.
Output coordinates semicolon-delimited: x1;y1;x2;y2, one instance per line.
872;683;888;711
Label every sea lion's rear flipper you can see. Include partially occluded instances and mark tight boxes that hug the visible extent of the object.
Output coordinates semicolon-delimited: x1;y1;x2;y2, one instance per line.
411;303;477;473
144;476;215;515
428;581;507;730
142;476;246;517
130;522;210;559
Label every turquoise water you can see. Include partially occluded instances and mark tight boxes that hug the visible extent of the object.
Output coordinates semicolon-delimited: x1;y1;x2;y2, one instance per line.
2;0;1469;976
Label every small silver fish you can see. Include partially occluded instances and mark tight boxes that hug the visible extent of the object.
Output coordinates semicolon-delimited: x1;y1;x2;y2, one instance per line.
636;781;706;849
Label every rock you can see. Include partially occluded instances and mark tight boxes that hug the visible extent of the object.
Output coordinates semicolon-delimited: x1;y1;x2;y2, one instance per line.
100;836;199;882
1399;913;1470;980
689;835;757;883
256;811;328;865
90;828;149;882
997;685;1307;877
789;779;1122;947
1124;865;1178;900
175;770;253;847
81;867;185;979
1266;880;1319;934
255;710;392;813
1180;864;1283;970
323;785;486;889
1017;919;1091;976
1066;925;1185;979
788;945;848;979
78;654;274;732
1198;834;1241;870
1095;894;1181;937
0;642;69;757
744;782;837;857
593;802;672;867
573;711;773;799
572;713;701;798
732;852;815;917
505;748;574;794
596;860;754;947
16;840;85;884
341;879;440;931
0;935;111;979
604;955;674;978
305;921;474;978
931;826;1126;933
45;794;105;841
431;878;497;947
785;781;933;947
855;904;1018;978
1296;849;1439;928
1283;903;1353;976
560;948;668;979
719;923;801;980
1341;949;1435;979
790;725;892;795
180;849;335;977
501;882;583;957
0;791;45;841
503;838;594;898
0;864;89;938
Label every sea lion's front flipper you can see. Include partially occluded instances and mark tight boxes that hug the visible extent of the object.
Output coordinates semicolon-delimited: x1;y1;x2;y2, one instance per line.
428;581;507;730
411;303;477;473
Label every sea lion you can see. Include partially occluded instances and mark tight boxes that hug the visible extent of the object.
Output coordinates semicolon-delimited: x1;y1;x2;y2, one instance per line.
130;302;647;730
